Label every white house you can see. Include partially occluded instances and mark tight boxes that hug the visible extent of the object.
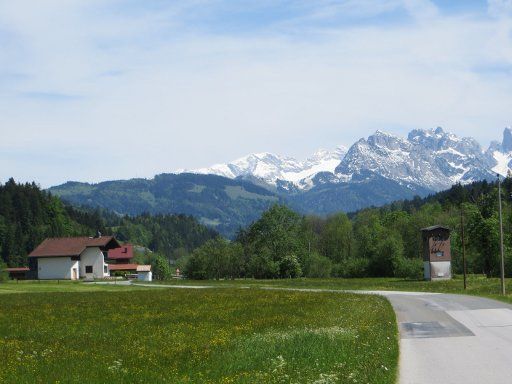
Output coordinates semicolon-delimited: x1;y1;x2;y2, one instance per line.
136;265;152;281
28;235;121;280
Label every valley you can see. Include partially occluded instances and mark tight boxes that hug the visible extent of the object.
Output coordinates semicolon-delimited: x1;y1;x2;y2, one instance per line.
49;127;512;237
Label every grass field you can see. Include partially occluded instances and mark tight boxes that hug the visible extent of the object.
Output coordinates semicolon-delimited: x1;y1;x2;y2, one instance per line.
0;285;398;384
0;280;146;294
3;274;509;383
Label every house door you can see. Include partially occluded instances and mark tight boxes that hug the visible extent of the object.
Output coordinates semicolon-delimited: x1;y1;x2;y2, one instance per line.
72;268;78;280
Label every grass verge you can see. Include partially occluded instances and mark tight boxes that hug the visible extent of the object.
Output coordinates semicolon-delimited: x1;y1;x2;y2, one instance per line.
137;275;512;304
0;280;146;294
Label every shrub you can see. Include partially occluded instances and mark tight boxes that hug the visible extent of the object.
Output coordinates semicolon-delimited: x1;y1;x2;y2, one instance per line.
393;257;423;280
304;253;332;278
247;247;279;279
279;254;302;278
333;258;369;278
184;238;245;280
111;271;129;277
368;235;404;277
175;254;191;275
0;264;7;282
151;254;172;280
183;252;208;280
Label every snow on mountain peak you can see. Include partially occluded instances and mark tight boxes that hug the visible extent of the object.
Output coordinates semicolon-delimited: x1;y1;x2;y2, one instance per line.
185;145;347;189
336;127;493;191
182;127;512;193
489;127;512;177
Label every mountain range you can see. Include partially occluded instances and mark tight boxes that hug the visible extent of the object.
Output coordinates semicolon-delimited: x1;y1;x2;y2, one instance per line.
186;126;509;192
49;127;512;237
187;146;347;190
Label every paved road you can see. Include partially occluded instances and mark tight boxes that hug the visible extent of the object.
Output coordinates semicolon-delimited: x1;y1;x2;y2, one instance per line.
375;291;512;384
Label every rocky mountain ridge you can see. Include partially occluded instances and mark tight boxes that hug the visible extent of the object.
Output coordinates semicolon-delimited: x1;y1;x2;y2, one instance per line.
186;127;512;192
49;126;512;237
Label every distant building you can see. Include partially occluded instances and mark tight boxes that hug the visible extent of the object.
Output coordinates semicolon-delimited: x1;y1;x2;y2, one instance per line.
107;244;138;274
421;225;452;281
137;265;152;281
108;263;139;274
28;236;120;280
108;244;134;263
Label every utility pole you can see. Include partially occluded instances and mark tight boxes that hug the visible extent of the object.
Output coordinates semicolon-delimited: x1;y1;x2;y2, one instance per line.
498;174;506;295
460;206;467;290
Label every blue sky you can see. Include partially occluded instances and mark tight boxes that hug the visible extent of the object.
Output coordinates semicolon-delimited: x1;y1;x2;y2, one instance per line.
1;0;512;187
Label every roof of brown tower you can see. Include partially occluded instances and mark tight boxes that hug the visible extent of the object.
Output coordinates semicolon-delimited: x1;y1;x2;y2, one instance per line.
421;225;450;232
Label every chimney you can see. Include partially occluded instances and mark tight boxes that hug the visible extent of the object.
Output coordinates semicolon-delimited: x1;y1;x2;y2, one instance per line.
95;230;102;238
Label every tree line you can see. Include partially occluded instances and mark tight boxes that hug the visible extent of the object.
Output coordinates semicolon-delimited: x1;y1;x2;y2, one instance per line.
181;178;512;280
0;179;217;270
4;176;512;281
0;179;103;267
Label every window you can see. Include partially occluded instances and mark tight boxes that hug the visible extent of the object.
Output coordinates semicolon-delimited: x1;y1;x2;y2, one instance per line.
436;251;444;257
104;265;108;274
85;265;93;274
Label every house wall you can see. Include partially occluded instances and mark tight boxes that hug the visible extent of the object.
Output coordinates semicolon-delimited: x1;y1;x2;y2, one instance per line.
80;247;109;279
138;271;152;282
430;261;451;280
422;229;451;262
428;236;451;262
38;257;79;280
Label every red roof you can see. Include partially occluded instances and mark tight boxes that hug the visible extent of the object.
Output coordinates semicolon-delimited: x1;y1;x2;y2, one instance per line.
29;236;120;258
3;267;29;272
108;244;133;260
108;263;138;271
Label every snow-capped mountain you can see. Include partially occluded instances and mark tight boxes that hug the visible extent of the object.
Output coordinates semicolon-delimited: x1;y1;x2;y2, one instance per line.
52;126;512;236
188;147;347;189
182;126;512;194
335;127;495;191
487;127;512;177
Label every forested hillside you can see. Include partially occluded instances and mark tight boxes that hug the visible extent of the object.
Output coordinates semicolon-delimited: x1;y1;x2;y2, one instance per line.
5;176;512;280
49;171;431;235
0;179;217;267
183;178;512;280
49;173;282;238
0;179;106;267
109;213;218;260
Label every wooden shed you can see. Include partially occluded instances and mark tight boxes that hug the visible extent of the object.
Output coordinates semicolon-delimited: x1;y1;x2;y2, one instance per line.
421;225;452;281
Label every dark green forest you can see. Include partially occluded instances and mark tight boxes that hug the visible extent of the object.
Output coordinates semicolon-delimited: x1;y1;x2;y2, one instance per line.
3;177;512;281
183;178;512;280
0;179;217;268
49;174;283;238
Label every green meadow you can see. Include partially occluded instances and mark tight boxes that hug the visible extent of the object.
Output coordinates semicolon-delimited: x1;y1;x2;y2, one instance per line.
0;284;398;384
4;275;510;383
139;275;512;303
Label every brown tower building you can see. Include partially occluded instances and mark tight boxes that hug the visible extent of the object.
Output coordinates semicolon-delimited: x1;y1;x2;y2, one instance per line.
421;225;452;281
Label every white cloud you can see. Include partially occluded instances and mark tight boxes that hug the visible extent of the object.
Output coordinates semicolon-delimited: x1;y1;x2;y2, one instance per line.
1;1;512;186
